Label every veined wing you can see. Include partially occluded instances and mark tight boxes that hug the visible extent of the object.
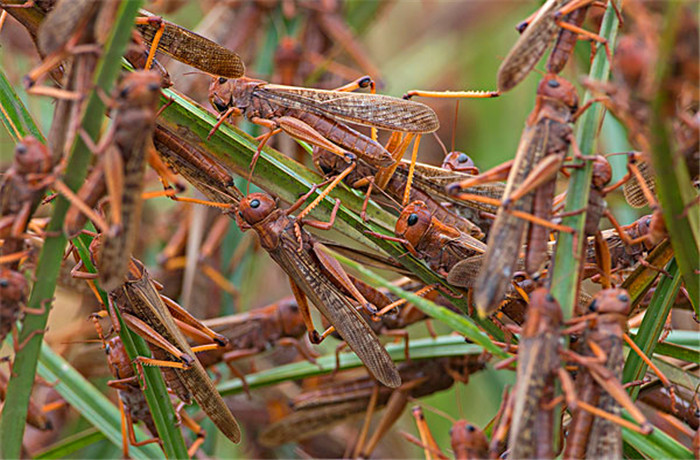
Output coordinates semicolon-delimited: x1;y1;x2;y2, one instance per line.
270;235;401;388
497;0;566;92
136;10;244;78
257;84;439;133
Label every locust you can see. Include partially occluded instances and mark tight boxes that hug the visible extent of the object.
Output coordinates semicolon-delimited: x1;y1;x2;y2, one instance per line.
207;76;439;174
64;71;161;292
367;200;486;288
194;297;315;392
1;137;52;257
235;191;401;388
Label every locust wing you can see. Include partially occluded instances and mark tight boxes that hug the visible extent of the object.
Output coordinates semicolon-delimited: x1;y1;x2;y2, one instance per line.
257;85;439;133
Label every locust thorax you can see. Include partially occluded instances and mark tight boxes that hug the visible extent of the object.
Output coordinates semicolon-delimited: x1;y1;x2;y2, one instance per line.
116;71;161;109
396;201;433;245
522;288;563;338
13;136;51;176
591;155;613;190
442;151;479;174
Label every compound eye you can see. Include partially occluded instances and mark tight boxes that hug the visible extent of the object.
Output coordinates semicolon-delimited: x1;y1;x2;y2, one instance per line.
617;293;629;302
250;199;260;209
467;425;476;432
218;77;227;84
238;211;244;218
457;153;469;163
0;280;8;288
546;293;555;302
15;144;27;155
147;82;160;91
547;79;560;88
588;299;598;312
407;213;419;226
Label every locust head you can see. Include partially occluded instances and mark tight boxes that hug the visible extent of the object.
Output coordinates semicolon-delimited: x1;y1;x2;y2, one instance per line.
537;74;579;115
209;76;265;114
522;288;563;337
0;268;29;302
591;155;613;190
442;151;479;175
237;193;278;228
116;71;161;110
396;201;433;247
13;136;51;176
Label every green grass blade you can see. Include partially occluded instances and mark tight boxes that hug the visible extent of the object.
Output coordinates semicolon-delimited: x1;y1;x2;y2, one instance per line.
646;340;699;364
623;260;681;399
648;2;700;313
71;234;188;459
0;69;44;141
217;335;484;396
35;344;164;460
622;412;693;459
34;428;105;460
0;2;142;457
550;0;622;319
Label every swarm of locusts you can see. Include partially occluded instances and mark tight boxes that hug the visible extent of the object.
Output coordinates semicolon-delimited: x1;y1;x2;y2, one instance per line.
0;0;698;458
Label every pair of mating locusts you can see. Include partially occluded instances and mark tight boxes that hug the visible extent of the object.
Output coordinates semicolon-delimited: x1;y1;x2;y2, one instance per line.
491;287;654;459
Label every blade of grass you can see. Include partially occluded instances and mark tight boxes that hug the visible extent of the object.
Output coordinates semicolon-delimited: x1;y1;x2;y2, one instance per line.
35;344;164;460
71;233;188;459
648;2;700;314
622;411;693;459
646;340;699;364
550;0;622;319
0;69;44;141
623;259;681;399
621;240;674;307
34;428;105;460
0;2;142;457
217;335;485;396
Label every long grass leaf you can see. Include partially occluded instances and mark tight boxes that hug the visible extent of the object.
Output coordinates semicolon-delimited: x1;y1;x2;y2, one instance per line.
623;260;681;399
34;428;105;460
0;69;44;141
